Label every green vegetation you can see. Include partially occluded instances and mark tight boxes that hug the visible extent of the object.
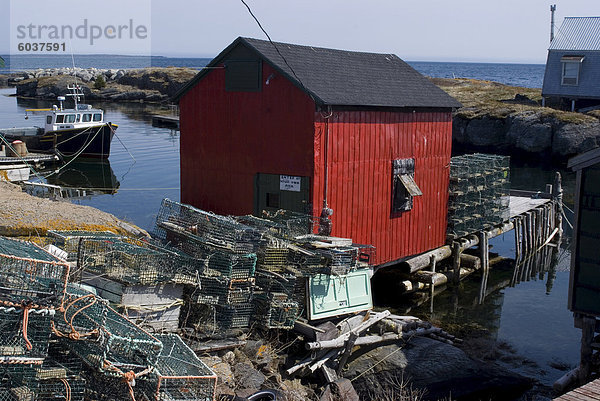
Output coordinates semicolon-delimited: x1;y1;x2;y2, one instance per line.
431;77;598;124
0;56;5;68
93;74;106;89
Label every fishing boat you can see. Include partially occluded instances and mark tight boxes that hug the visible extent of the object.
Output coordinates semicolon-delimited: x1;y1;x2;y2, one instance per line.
0;85;116;159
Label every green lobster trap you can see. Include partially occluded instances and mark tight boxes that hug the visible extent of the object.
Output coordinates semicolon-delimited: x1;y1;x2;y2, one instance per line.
47;230;121;262
253;293;299;330
154;199;264;253
192;276;254;305
61;286;163;377
0;237;70;309
78;238;180;286
447;154;510;239
0;306;54;364
140;334;217;401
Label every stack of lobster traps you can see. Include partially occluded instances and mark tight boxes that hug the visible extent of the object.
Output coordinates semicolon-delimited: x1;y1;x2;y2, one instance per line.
447;153;511;239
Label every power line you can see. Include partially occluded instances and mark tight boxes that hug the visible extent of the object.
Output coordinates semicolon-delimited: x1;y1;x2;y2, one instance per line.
238;0;312;99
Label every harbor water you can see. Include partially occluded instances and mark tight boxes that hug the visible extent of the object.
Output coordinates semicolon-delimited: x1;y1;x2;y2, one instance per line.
0;59;580;391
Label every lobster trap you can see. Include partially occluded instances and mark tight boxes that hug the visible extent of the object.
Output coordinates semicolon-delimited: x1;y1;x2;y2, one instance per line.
78;238;179;286
62;286;163;376
154;199;263;252
447;154;510;239
0;306;54;364
192;276;254;305
47;230;121;262
255;271;297;298
259;209;318;239
187;241;257;280
140;334;217;401
0;237;69;308
253;293;300;330
256;246;289;273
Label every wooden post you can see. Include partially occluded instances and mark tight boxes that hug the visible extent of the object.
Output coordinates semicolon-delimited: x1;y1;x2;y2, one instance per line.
429;255;437;313
514;217;522;263
552;172;563;243
477;231;489;304
336;331;359;376
579;315;597;384
452;242;461;285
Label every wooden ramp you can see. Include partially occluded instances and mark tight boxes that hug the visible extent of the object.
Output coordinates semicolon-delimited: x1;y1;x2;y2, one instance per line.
509;195;551;218
554;378;600;400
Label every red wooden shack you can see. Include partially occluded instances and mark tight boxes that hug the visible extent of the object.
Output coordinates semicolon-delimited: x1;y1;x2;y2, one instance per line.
174;37;461;266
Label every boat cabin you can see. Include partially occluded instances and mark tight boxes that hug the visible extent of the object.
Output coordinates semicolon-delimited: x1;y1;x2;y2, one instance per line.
45;105;104;132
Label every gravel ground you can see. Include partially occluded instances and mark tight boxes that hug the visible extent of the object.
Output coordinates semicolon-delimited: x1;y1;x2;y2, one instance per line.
0;180;147;238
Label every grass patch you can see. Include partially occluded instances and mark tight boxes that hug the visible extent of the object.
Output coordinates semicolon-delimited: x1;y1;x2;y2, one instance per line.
430;77;599;124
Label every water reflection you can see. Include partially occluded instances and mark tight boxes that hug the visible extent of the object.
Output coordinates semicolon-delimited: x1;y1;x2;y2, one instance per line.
45;158;120;195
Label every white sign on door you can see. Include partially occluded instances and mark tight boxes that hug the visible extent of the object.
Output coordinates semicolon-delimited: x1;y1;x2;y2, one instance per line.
280;175;301;192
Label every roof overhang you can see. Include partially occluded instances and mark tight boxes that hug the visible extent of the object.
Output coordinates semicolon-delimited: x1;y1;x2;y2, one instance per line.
568;146;600;171
561;55;585;63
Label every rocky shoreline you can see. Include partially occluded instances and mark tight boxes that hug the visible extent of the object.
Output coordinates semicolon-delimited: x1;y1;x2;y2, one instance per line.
434;78;600;163
0;66;197;102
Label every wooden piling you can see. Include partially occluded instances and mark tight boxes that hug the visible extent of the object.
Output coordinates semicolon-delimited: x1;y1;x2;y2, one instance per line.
552;172;563;242
452;242;461;285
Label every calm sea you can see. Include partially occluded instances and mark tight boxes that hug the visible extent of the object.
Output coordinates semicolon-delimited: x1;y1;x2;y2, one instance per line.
0;55;577;390
1;54;546;89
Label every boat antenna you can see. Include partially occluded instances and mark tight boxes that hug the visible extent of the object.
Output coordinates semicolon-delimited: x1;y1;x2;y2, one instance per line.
68;39;82;106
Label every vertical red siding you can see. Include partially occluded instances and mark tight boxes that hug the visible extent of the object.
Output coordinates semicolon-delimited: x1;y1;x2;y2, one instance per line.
179;63;315;216
313;110;451;265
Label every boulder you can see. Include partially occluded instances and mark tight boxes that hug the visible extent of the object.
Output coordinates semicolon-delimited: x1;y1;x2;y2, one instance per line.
464;116;508;148
344;336;532;401
232;362;266;390
552;121;600;157
506;111;553;153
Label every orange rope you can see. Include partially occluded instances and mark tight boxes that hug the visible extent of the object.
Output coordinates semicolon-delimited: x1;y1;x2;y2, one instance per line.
51;294;99;340
102;360;153;401
60;378;71;401
22;305;32;350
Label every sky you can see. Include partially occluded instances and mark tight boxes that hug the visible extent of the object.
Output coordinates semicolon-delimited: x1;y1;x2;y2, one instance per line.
1;0;600;64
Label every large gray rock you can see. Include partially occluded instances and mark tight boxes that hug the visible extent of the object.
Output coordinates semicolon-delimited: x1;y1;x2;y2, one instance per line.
233;362;266;390
552;121;600;156
506;112;553;153
344;336;531;401
464;116;508;147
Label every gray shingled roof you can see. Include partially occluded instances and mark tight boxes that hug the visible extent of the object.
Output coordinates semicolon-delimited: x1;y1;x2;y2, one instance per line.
549;17;600;51
175;37;461;109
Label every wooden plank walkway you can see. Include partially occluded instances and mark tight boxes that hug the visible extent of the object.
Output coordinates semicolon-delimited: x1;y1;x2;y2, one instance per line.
508;196;550;218
151;115;180;129
554;378;600;400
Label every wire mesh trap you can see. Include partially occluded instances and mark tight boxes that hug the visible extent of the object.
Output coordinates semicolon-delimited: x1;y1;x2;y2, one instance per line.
63;286;163;376
183;240;257;280
139;334;217;401
154;198;264;252
192;276;255;306
253;293;300;330
0;236;70;309
78;238;178;286
47;230;121;262
447;154;510;239
0;306;54;364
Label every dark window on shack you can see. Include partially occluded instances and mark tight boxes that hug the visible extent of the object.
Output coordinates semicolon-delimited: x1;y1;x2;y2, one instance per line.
392;158;422;213
225;61;261;92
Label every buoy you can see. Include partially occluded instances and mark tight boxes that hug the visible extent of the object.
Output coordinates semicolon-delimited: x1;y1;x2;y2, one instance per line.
10;140;28;157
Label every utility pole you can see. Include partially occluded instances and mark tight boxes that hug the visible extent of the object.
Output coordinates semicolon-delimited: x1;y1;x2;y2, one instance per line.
550;4;557;43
